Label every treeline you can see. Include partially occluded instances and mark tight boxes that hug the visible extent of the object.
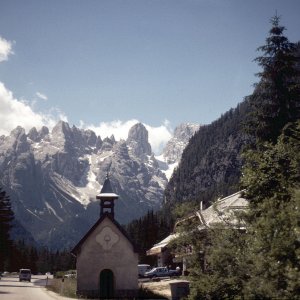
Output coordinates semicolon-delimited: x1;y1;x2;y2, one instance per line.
0;187;75;273
125;209;173;264
172;15;300;299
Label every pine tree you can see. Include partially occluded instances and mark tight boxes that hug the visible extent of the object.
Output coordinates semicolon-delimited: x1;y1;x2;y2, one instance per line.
188;225;249;299
248;15;300;143
240;17;300;295
242;121;300;210
0;187;14;270
241;121;300;298
169;200;249;299
125;209;173;264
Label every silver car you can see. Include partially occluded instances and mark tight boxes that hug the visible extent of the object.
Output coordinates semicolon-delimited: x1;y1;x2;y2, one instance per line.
19;269;31;282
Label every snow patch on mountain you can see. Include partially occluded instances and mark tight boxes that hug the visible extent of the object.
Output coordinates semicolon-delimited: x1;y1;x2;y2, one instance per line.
155;123;199;180
0;120;199;249
45;201;63;222
75;153;103;206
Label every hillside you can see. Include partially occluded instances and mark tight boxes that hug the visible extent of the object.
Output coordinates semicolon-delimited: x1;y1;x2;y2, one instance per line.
165;40;300;209
165;100;252;207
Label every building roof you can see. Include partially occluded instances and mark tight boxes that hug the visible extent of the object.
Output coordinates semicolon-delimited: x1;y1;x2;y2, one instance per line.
195;190;248;230
147;191;248;256
97;175;119;198
146;233;178;256
71;212;138;256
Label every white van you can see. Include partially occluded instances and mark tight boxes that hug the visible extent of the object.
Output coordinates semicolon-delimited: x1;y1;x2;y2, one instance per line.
138;264;151;278
19;269;31;282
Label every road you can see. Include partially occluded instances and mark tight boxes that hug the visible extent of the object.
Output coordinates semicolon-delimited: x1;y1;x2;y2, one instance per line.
0;275;69;300
0;274;177;300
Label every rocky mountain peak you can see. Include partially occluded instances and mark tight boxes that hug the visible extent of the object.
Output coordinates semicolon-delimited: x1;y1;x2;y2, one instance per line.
39;126;49;139
50;121;74;149
173;123;200;142
28;127;39;141
127;123;152;159
101;136;115;151
110;135;116;143
8;126;30;153
27;126;49;143
52;120;71;135
113;140;130;160
83;129;98;148
10;126;26;139
162;123;200;164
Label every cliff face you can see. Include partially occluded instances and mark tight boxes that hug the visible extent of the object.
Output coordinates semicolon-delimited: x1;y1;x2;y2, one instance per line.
165;101;252;207
0;119;200;249
162;123;200;164
0;122;167;249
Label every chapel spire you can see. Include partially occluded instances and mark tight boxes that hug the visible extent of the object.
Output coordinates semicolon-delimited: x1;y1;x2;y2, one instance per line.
96;173;119;219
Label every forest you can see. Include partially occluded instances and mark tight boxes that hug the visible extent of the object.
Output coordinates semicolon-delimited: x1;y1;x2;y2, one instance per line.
0;187;75;273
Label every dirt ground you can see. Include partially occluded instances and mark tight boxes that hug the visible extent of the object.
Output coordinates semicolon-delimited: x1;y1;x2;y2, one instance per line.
140;278;189;299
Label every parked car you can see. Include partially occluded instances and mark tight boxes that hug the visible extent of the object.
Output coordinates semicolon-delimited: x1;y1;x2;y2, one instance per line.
138;264;151;278
19;269;31;282
64;270;77;278
144;267;180;279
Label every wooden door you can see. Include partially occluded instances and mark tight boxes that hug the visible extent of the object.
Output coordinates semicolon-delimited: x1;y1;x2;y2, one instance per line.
99;269;114;299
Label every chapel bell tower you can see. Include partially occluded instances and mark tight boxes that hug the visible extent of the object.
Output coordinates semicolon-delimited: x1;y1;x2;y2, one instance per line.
96;174;119;219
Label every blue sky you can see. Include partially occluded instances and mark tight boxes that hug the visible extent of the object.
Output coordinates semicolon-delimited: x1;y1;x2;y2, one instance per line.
0;0;300;152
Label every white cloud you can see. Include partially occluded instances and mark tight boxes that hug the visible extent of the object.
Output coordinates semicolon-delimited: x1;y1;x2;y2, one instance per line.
145;120;173;154
0;82;67;136
0;35;172;152
79;119;139;140
80;119;173;154
0;36;66;135
36;92;48;101
0;80;171;153
0;36;13;62
0;33;171;153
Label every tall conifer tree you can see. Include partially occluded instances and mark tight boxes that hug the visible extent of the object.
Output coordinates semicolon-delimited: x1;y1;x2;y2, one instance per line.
241;15;300;298
249;15;300;143
242;121;300;298
0;187;14;270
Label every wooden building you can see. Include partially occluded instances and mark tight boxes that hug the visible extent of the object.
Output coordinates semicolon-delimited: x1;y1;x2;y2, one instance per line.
147;191;248;273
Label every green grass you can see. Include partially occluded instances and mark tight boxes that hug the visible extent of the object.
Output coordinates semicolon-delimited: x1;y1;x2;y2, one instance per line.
47;278;168;299
138;286;168;299
47;277;78;298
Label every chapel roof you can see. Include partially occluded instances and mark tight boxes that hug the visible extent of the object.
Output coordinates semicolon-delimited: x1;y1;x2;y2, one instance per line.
71;212;139;256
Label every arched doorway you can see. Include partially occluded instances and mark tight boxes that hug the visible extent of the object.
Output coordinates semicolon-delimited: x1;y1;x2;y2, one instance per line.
99;269;114;299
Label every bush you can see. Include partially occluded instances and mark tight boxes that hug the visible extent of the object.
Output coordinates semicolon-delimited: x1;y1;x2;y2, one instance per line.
47;277;78;298
54;271;65;279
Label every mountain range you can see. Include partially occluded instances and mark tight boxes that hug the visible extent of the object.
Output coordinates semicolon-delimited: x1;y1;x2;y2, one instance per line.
0;121;199;249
